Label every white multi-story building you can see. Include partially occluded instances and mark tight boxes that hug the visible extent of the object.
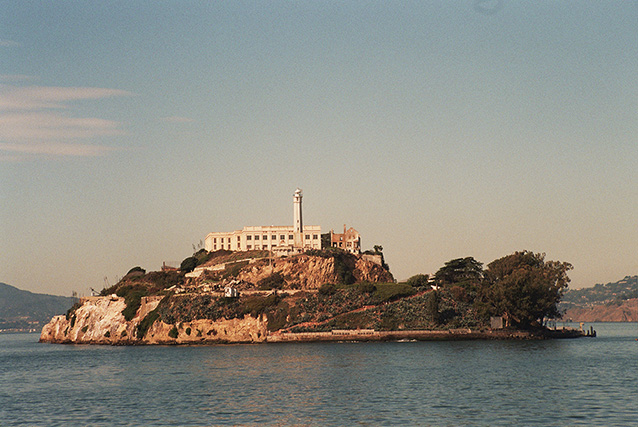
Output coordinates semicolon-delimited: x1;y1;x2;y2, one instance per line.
204;188;321;256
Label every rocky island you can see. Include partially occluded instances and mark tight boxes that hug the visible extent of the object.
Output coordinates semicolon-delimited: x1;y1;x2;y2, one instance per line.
40;248;586;345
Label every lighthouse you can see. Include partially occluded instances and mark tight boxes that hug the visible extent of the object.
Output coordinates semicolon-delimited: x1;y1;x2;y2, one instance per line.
293;188;303;248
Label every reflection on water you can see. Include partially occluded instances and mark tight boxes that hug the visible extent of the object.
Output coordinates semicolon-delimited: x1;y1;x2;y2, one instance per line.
1;323;637;426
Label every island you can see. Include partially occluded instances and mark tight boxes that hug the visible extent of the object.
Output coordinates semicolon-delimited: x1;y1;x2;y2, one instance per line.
40;248;586;345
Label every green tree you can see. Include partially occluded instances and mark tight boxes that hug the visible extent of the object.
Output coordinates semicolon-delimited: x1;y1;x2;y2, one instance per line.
434;257;483;286
406;274;430;289
126;266;146;277
426;291;440;324
180;256;198;273
480;251;572;328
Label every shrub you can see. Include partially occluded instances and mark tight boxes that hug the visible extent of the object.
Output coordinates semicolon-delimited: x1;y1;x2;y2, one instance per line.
126;266;146;276
318;283;336;296
223;261;249;278
66;301;82;320
137;309;160;339
180;256;198;273
257;272;285;290
193;249;213;266
242;294;280;317
449;285;468;302
267;303;290;331
358;282;377;294
168;326;178;339
426;291;440;324
406;274;430;289
117;286;149;321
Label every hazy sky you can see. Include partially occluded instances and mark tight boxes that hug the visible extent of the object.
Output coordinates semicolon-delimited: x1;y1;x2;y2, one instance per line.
2;1;637;296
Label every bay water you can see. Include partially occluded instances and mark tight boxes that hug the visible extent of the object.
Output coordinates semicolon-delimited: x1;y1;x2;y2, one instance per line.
1;323;637;426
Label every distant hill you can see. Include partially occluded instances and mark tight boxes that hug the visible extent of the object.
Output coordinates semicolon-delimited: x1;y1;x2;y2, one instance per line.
562;298;637;322
560;276;638;322
563;276;638;306
0;283;75;331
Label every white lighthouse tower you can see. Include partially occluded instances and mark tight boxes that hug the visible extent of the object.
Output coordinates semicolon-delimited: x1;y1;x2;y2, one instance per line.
293;188;303;248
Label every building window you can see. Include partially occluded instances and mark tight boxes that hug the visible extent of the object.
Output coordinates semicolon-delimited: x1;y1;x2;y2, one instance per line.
289;234;294;240
247;235;252;240
214;245;217;250
213;238;217;243
280;235;285;240
305;234;310;240
272;235;277;241
255;235;259;240
313;234;318;239
247;245;252;250
263;235;268;240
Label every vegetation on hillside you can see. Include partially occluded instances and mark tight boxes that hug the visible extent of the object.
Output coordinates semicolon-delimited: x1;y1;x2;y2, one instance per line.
562;275;638;306
81;248;572;336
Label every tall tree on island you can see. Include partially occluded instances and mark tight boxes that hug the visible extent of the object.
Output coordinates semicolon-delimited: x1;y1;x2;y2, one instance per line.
479;251;572;328
433;257;484;286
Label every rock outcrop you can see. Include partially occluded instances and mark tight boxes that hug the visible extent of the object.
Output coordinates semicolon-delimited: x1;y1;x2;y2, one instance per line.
40;251;395;345
235;253;393;289
40;295;268;344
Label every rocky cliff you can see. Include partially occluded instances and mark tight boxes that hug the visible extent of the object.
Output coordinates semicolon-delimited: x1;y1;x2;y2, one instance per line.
235;253;393;289
40;250;395;345
40;295;268;344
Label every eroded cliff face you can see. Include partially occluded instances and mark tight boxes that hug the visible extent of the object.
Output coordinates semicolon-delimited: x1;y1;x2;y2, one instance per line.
143;316;268;344
40;295;268;345
237;255;338;288
40;252;395;345
353;257;394;283
236;253;393;289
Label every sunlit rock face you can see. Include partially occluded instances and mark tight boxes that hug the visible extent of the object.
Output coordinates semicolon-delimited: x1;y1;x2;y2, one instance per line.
39;252;394;345
40;296;159;344
235;254;393;289
40;295;268;345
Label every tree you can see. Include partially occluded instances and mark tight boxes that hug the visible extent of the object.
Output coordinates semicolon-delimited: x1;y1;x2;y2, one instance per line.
126;266;146;277
434;257;483;286
426;290;440;324
406;274;430;289
180;256;198;273
480;251;572;328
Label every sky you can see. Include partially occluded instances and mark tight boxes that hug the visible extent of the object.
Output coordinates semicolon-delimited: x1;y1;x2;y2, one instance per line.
1;1;637;297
